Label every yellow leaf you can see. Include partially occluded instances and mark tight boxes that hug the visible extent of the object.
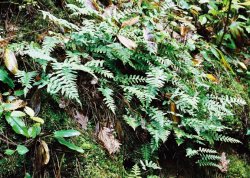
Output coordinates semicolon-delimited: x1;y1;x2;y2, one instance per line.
216;49;234;73
117;35;137;50
4;48;19;74
121;16;140;28
192;58;202;66
31;117;44;124
206;74;219;83
24;106;35;117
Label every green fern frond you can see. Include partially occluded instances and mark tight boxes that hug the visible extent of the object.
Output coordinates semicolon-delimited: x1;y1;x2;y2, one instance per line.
16;70;37;97
128;164;141;178
98;87;116;114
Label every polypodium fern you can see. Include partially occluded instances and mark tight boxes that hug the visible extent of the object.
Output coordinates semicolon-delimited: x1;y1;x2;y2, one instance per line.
128;164;141;178
16;70;37;97
98;87;116;114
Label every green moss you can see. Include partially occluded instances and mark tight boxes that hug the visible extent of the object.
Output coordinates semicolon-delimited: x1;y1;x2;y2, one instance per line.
0;154;25;177
226;155;250;178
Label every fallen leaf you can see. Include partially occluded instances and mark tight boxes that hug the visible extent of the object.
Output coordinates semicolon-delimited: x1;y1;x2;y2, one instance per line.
73;110;89;130
117;35;137;50
219;152;229;173
143;27;157;53
4;48;19;74
102;5;117;18
85;0;99;11
170;102;180;123
121;16;140;28
37;140;50;166
98;127;121;155
3;99;27;111
180;25;190;37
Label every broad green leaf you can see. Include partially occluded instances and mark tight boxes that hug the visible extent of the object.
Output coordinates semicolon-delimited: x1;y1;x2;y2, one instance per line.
11;111;26;117
54;130;81;138
4;48;19;74
55;137;84;153
5;113;29;137
14;90;24;96
28;124;41;138
16;145;29;155
24;106;35;117
0;67;14;88
4;149;15;155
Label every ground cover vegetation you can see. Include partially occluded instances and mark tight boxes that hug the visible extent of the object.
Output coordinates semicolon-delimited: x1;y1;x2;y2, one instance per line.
0;0;249;177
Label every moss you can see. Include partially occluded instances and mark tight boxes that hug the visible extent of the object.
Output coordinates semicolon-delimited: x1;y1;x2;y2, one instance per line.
0;154;25;177
0;97;126;177
226;155;250;178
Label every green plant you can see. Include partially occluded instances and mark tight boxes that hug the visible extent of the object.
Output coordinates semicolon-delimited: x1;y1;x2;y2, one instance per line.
5;0;249;174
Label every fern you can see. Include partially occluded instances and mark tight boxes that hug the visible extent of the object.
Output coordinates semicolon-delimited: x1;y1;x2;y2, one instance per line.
16;70;37;97
128;164;141;178
98;87;116;114
140;160;161;170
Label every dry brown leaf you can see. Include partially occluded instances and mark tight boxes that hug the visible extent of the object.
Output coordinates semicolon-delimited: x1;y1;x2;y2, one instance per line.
40;140;50;165
143;27;157;53
4;99;27;111
85;0;99;11
180;25;190;37
4;48;19;75
117;35;137;50
35;140;50;173
0;38;9;48
73;110;89;130
170;102;180;123
102;5;117;18
219;152;229;173
121;16;140;28
98;127;121;155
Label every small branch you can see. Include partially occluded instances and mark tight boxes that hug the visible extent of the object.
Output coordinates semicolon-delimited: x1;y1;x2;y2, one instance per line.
218;0;232;47
0;136;17;146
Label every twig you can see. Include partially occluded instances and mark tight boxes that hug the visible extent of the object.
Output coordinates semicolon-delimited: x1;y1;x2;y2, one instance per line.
218;0;232;47
0;136;17;146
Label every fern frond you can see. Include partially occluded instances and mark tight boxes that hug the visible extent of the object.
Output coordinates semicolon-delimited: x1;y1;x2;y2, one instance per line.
128;164;141;178
98;87;116;114
16;70;37;97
